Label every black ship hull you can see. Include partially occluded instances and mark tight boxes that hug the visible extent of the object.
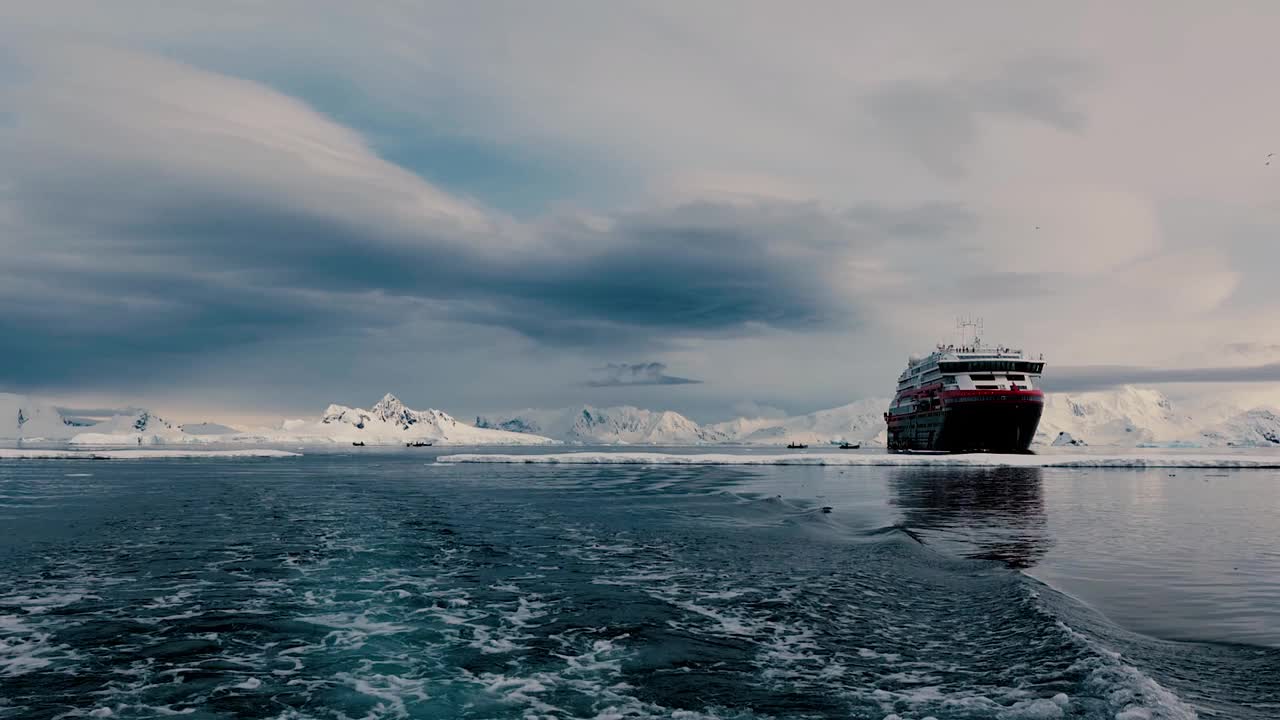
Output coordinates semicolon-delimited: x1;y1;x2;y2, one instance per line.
887;397;1043;453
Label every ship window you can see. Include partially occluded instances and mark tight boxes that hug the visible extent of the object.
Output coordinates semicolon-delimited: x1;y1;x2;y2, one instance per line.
1007;374;1025;381
975;384;1000;389
940;361;1045;374
970;374;995;381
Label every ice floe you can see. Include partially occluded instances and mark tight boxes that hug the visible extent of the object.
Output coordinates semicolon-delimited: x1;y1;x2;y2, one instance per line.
436;451;1280;468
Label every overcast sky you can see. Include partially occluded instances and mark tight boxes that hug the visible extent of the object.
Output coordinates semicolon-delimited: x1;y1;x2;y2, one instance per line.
3;2;1280;423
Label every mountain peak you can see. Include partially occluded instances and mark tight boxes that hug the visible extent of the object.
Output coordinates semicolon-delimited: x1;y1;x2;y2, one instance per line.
371;393;408;422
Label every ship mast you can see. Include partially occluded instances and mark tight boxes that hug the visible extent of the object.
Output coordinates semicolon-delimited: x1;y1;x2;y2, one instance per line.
956;316;983;348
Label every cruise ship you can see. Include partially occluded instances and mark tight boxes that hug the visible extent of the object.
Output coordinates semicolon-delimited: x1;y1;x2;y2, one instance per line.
885;335;1045;453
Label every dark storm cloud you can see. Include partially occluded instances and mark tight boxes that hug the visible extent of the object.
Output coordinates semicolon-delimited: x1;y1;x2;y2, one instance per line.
1;179;866;386
585;362;702;387
1043;363;1280;393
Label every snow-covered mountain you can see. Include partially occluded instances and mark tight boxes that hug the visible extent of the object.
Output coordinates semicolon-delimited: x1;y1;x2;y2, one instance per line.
0;394;77;440
708;399;888;446
1;392;555;446
68;410;187;445
478;405;728;444
478;399;888;446
265;394;557;445
1036;386;1201;446
1198;408;1280;447
75;394;558;446
1037;385;1280;447
1;393;184;444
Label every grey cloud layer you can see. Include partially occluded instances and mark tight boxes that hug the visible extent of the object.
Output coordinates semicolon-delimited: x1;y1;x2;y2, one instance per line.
866;57;1090;177
586;363;701;387
1044;364;1280;393
4;4;1277;415
0;45;941;387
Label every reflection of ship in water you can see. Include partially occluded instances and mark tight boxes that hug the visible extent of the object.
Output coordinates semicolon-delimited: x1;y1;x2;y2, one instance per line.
888;466;1049;569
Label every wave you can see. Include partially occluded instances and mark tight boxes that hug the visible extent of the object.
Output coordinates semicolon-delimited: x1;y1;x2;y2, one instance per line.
3;456;1274;719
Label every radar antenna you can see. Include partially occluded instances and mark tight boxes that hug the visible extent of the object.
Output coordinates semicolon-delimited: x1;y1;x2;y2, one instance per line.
956;316;983;347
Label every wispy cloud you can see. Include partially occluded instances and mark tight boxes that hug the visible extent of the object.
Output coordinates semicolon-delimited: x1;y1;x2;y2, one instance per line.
586;363;702;387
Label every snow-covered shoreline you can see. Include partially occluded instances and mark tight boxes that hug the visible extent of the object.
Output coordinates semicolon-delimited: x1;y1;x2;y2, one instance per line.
5;387;1280;449
0;449;301;460
436;451;1280;469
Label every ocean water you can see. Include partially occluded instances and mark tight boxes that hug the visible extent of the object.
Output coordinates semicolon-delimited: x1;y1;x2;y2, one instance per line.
0;451;1276;719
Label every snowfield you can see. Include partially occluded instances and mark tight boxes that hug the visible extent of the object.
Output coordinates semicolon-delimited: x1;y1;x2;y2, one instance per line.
0;449;300;460
436;451;1280;469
